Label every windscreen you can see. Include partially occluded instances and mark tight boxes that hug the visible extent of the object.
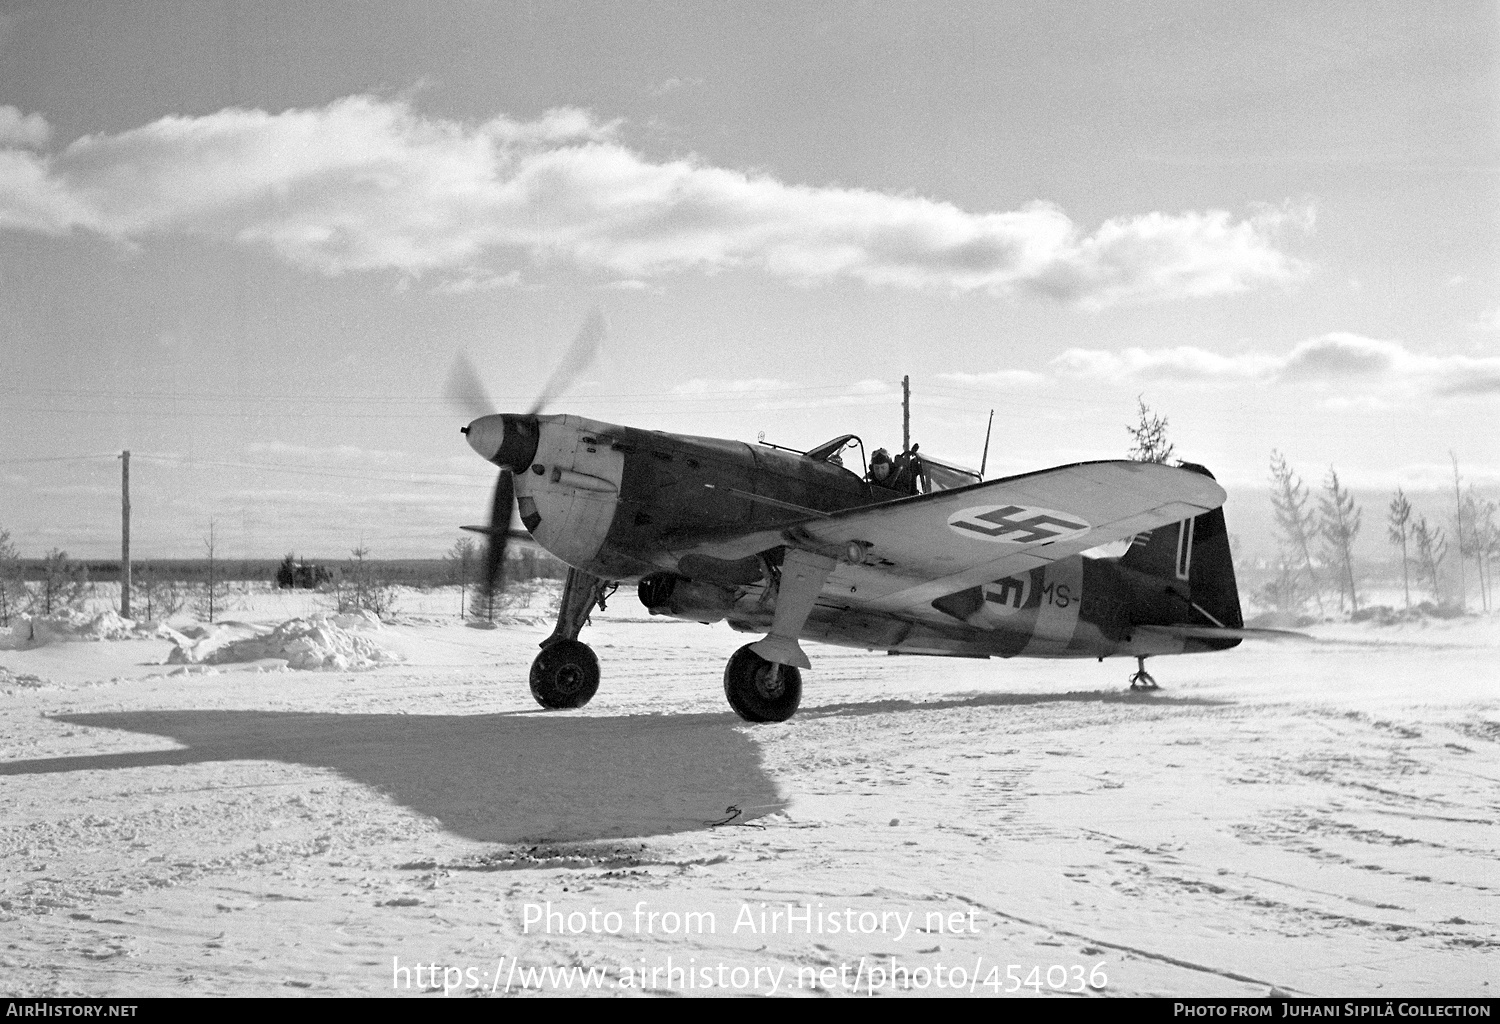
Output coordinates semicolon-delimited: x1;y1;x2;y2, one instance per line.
918;457;982;493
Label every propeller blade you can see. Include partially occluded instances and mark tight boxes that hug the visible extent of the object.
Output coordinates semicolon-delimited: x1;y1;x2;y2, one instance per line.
479;469;514;599
445;350;495;421
528;306;606;415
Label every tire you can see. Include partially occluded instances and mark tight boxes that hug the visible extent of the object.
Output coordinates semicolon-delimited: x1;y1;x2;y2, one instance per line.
529;640;600;709
723;644;802;723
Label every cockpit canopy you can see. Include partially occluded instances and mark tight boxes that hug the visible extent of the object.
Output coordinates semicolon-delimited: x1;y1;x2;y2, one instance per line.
802;434;982;493
804;434;859;463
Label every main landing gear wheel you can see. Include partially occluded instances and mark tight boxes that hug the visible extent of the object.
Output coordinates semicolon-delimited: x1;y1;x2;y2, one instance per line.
530;639;600;709
1129;655;1159;691
724;644;802;723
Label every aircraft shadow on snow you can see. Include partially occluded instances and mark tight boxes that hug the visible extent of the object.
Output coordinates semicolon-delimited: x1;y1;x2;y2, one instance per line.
3;709;786;844
2;692;1228;843
800;688;1231;720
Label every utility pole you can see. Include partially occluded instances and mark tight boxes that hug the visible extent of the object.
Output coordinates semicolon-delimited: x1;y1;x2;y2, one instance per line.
119;450;131;618
901;375;910;453
979;409;994;478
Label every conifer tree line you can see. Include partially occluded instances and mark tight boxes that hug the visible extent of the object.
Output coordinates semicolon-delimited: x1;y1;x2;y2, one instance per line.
0;531;91;627
1125;399;1495;618
1265;449;1496;616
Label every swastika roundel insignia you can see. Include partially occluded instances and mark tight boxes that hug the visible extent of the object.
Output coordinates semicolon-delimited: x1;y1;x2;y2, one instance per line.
947;504;1091;545
981;574;1031;615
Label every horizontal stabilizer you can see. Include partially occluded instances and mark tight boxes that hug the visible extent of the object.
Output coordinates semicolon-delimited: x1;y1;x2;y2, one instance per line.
1136;624;1312;642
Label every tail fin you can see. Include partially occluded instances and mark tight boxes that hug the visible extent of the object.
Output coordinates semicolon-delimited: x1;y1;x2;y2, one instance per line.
1119;462;1243;630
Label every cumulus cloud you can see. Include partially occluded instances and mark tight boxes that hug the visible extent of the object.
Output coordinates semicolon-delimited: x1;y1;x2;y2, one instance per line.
649;76;703;96
0;95;1309;303
1048;346;1277;380
1048;333;1500;397
0;106;50;148
939;369;1048;387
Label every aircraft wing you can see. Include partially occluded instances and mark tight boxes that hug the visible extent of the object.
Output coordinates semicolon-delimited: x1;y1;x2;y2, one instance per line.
685;460;1225;614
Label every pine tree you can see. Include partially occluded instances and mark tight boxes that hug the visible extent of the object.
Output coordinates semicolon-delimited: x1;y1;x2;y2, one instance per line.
446;536;477;618
1255;554;1307;614
1412;515;1447;604
1268;450;1324;614
1460;486;1497;613
336;544;396;617
1485;502;1500;612
1126;396;1175;464
33;549;88;615
1318;467;1361;615
1387;488;1413;610
0;528;22;627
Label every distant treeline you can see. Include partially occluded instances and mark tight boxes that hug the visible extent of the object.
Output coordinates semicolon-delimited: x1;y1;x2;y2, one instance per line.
16;555;568;587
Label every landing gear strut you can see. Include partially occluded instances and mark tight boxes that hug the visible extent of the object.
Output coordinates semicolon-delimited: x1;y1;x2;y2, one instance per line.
724;644;802;723
529;567;612;710
1129;655;1159;691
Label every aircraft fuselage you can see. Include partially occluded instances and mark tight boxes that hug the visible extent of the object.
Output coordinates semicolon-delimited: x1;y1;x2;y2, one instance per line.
469;413;1240;665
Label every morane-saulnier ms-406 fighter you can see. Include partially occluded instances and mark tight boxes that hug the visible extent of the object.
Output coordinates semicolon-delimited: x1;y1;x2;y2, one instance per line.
453;316;1265;724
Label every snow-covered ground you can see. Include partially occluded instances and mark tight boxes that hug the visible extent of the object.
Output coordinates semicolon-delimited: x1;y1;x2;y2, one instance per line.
0;584;1496;998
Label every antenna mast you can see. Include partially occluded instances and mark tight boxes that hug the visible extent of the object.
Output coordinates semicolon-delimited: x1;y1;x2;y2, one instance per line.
979;409;994;478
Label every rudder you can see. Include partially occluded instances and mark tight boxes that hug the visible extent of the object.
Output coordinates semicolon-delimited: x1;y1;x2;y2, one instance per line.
1118;463;1243;630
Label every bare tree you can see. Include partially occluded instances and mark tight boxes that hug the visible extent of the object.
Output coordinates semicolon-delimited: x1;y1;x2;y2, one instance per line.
1387;488;1413;610
1126;396;1175;464
195;521;230;623
135;562;185;623
1412;515;1447;604
1268;450;1324;614
1318;467;1361;615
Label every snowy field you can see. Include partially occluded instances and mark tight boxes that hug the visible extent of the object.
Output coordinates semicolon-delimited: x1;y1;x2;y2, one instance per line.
0;584;1496;998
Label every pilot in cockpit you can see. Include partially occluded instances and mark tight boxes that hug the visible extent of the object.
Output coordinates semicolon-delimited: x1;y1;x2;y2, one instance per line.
868;445;921;495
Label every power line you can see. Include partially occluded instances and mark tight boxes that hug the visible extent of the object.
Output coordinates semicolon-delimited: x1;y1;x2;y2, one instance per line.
0;381;891;403
130;454;494;487
0;453;121;465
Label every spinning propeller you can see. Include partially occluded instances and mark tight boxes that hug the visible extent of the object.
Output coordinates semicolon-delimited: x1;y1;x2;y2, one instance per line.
448;308;607;601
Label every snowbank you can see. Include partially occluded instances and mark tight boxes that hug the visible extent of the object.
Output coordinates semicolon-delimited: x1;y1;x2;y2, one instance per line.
166;612;402;671
2;609;153;648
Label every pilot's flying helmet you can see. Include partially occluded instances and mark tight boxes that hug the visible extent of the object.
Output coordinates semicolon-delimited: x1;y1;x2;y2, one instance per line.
871;448;892;465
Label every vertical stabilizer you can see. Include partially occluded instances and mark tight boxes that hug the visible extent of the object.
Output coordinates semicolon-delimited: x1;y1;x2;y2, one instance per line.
1118;463;1244;630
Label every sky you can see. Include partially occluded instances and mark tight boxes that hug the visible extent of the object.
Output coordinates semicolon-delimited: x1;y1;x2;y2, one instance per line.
0;0;1496;561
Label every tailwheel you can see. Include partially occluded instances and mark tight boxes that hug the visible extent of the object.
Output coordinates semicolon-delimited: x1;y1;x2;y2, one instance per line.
530;639;600;709
1129;655;1159;691
724;644;802;723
